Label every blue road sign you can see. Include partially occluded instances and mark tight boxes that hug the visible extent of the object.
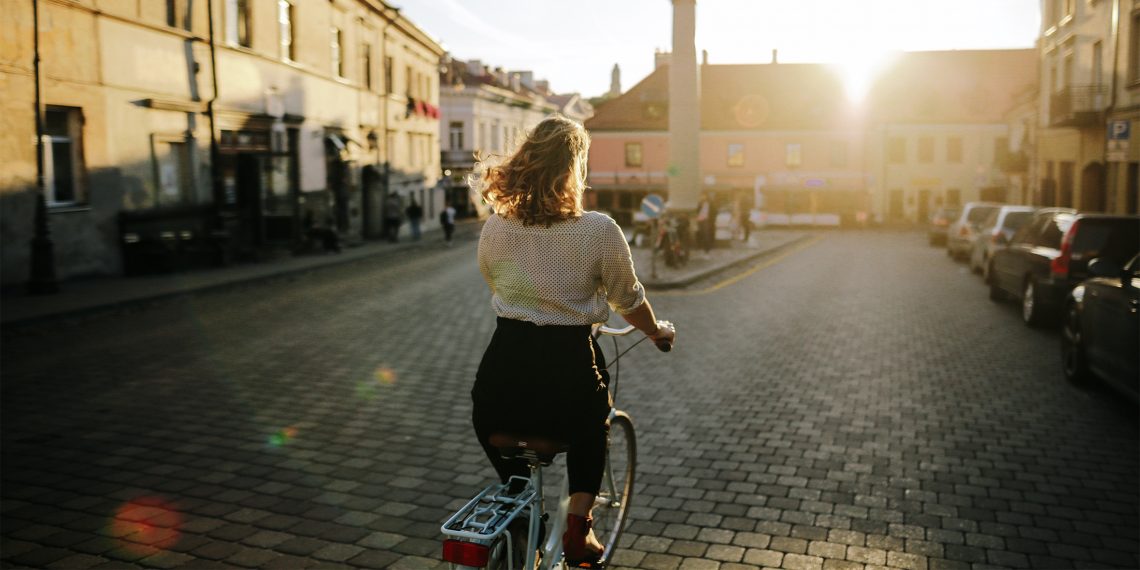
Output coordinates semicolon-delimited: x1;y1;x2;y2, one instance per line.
641;194;665;219
1109;120;1130;140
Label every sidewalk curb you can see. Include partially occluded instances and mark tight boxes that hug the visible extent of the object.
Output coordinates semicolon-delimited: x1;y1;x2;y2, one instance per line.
1;220;484;329
643;233;815;290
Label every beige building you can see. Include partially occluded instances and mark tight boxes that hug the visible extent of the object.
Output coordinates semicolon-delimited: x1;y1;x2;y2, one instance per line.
1037;0;1140;214
0;0;442;286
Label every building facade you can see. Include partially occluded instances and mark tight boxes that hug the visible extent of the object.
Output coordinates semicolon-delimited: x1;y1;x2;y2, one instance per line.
1037;0;1140;214
585;50;1036;226
0;0;442;286
438;58;591;218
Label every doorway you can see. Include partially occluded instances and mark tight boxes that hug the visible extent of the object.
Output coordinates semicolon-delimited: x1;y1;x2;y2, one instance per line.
1080;162;1106;212
917;189;930;222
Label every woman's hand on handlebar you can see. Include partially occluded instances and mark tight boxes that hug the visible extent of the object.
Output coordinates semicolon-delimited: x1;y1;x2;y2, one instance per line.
648;320;675;352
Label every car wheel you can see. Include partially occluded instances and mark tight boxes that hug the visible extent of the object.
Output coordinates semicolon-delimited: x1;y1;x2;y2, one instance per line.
1061;303;1092;385
1022;278;1045;327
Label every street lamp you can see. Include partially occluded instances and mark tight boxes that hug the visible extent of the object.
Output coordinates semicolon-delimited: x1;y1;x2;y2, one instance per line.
29;0;58;295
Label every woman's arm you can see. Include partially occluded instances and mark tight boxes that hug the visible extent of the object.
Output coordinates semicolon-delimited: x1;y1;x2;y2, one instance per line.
620;299;675;345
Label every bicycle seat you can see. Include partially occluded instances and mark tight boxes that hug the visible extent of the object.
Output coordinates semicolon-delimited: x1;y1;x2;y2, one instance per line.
489;433;569;466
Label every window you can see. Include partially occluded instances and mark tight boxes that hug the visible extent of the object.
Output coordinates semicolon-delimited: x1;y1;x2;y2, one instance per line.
225;0;251;47
384;57;393;94
42;107;86;206
491;121;500;151
888;137;905;163
1131;10;1140;83
449;121;464;150
331;27;344;77
946;188;961;207
830;141;847;167
1093;41;1103;87
994;137;1010;167
727;143;744;167
918;137;934;163
947;137;962;162
785;143;801;167
362;42;373;89
166;0;191;30
278;0;294;60
406;66;414;98
154;137;193;207
625;142;643;167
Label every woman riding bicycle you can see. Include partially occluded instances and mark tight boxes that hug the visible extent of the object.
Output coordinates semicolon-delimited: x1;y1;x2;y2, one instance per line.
471;114;675;567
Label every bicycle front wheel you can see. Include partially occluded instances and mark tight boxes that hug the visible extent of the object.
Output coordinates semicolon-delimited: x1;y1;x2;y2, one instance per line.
593;410;635;565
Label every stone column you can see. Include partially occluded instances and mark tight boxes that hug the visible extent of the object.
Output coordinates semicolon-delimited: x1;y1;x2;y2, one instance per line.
668;0;700;211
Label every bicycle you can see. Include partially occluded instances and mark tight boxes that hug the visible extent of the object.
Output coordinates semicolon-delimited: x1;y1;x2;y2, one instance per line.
441;323;671;569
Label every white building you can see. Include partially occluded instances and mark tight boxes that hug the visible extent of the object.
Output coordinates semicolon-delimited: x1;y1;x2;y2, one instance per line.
438;57;592;217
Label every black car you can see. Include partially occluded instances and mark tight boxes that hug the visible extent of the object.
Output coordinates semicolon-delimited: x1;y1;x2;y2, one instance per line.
987;209;1140;326
1061;254;1139;401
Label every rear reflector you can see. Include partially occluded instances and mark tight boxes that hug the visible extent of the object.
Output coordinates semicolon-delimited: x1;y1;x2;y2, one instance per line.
442;540;489;567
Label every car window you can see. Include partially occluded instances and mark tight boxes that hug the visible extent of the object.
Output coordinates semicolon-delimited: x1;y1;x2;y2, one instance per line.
980;210;999;229
1009;217;1038;245
1038;215;1073;249
967;206;996;224
1002;211;1033;231
1073;219;1140;264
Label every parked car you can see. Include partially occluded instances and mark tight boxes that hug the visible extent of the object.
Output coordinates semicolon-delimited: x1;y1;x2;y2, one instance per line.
969;205;1037;277
1061;254;1139;401
927;207;960;246
988;209;1139;326
947;202;1001;260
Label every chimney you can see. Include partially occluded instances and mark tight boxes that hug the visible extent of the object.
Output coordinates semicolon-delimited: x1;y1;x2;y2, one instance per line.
517;70;534;90
701;49;708;65
771;49;778;64
655;49;672;69
510;72;521;92
535;79;550;94
466;59;483;76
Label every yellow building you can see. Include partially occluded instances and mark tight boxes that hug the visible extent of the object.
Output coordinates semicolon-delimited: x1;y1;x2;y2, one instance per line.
0;0;442;285
1037;0;1140;214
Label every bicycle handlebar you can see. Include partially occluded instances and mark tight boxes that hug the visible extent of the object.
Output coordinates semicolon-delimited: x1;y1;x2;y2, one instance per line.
595;324;673;352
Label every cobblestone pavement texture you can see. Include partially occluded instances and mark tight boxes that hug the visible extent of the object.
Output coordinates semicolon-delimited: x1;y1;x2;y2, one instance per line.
2;231;1138;569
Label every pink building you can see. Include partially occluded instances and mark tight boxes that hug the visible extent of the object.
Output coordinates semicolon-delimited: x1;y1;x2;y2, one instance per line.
586;50;1036;226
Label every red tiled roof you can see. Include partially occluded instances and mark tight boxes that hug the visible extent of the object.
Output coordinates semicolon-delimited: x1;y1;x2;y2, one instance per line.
585;49;1037;132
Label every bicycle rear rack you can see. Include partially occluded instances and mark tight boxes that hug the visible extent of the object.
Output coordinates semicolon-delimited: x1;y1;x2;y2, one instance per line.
441;477;535;540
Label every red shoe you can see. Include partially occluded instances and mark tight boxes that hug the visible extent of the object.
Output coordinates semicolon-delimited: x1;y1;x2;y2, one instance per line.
562;514;603;568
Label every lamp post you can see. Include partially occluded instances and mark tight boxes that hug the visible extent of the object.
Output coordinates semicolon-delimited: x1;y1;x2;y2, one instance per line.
29;0;59;295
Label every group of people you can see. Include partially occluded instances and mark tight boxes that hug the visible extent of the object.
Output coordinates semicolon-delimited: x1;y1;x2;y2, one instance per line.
381;192;457;245
695;190;754;257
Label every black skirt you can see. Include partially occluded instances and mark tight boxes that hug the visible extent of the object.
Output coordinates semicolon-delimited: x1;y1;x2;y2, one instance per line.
471;317;612;494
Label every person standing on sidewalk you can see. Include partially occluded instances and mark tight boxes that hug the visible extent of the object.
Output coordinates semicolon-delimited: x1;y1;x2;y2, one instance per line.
695;191;716;258
440;200;457;245
383;192;403;242
470;114;675;566
405;197;424;240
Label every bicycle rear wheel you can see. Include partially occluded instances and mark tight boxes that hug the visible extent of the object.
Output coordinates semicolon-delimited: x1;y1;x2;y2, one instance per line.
592;410;635;566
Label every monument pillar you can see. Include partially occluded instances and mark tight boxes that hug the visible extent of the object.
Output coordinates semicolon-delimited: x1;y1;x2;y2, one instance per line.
668;0;700;211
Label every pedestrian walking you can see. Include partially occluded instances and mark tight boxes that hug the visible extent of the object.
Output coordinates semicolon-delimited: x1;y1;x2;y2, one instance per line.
383;192;403;242
440;200;456;245
695;191;716;257
470;115;675;567
405;197;424;240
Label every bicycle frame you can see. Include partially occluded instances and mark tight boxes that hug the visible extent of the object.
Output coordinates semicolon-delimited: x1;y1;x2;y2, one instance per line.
441;324;639;570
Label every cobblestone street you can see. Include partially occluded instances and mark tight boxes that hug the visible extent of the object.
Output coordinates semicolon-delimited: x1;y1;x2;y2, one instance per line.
2;230;1137;569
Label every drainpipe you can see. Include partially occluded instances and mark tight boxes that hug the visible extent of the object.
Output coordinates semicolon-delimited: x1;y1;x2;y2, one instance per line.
205;0;223;233
28;0;58;295
1104;0;1121;212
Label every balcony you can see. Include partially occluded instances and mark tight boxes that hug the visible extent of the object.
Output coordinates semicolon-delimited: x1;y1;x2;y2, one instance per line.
1050;85;1107;127
442;149;475;167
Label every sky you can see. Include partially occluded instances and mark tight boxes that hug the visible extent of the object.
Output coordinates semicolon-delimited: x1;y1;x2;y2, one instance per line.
393;0;1041;99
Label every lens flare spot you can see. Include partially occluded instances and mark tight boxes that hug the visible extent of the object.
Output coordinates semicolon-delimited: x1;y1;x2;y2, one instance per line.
108;497;182;556
267;426;299;447
374;366;397;385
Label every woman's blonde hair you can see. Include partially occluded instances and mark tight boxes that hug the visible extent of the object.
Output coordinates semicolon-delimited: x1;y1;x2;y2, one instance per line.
472;114;590;226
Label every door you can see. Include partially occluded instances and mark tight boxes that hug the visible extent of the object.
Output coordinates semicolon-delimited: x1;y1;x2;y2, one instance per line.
917;189;930;222
1089;260;1140;393
235;153;263;250
889;189;903;219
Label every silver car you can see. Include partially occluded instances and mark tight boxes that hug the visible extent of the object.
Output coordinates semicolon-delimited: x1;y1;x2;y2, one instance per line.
947;201;1002;261
969;205;1036;278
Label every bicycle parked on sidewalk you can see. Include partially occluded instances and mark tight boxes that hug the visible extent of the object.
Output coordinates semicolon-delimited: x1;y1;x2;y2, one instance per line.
441;323;672;569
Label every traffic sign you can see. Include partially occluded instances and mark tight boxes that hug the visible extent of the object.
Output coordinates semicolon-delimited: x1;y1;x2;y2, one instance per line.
640;194;665;219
